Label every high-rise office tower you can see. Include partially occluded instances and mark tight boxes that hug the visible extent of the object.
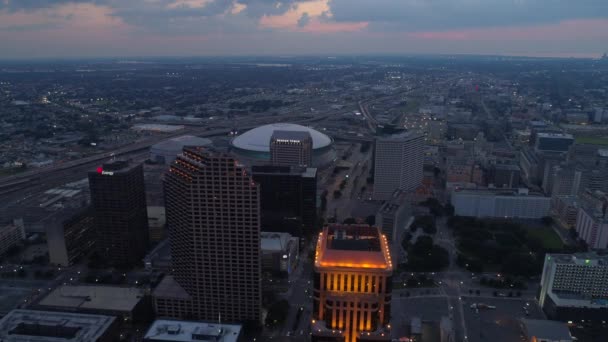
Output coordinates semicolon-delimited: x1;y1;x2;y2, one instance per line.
251;165;317;236
270;130;313;167
88;160;149;266
373;132;424;200
156;147;261;322
312;225;393;342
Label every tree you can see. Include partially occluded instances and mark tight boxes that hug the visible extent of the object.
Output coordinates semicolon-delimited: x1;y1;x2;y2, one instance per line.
265;300;290;328
541;216;553;227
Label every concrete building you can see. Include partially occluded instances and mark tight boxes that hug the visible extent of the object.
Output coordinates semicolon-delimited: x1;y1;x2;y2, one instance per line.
445;159;483;185
551;196;579;228
487;164;521;188
0;309;118;342
47;208;96;266
0;219;25;256
155;147;261;323
534;133;574;153
451;188;551;219
36;285;150;322
520;319;573;342
88;160;149;266
547;165;584;197
144;320;242;342
312;225;393;342
251;165;317;236
150;135;213;165
373;132;424;200
575;206;608;249
261;231;299;276
270;130;313;167
539;253;608;322
376;190;411;242
147;206;167;243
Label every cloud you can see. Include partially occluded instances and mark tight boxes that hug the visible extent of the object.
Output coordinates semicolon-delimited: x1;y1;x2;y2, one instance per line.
297;12;310;27
328;0;608;31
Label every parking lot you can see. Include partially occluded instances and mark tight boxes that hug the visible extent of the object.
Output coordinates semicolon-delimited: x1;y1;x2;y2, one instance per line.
462;297;545;342
391;296;450;339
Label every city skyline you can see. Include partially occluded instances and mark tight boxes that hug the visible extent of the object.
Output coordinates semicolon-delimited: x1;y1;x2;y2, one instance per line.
0;0;607;59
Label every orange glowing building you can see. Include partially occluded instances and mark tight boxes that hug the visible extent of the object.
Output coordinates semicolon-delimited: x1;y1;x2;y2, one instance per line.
312;225;393;342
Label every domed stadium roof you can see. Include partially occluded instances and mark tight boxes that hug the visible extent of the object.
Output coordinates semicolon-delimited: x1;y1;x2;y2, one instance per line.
231;123;332;152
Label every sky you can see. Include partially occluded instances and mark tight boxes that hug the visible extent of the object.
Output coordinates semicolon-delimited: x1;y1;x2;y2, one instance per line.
0;0;607;59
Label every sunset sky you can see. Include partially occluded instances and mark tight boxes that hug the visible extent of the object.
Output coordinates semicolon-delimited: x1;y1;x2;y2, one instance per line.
1;0;607;58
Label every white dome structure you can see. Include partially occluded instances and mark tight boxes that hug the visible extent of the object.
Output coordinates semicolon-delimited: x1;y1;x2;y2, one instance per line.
230;123;334;168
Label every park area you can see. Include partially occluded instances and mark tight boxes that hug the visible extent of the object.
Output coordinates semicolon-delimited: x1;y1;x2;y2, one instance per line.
449;216;568;277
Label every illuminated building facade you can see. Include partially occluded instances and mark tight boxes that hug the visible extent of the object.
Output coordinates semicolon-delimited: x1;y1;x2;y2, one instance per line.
155;147;261;323
312;225;393;342
270;130;313;167
88;160;149;266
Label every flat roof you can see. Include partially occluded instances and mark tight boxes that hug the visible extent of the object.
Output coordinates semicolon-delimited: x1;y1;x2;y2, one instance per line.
537;132;573;139
0;309;115;341
521;319;571;341
261;232;293;252
38;285;145;312
315;225;393;271
144;319;241;342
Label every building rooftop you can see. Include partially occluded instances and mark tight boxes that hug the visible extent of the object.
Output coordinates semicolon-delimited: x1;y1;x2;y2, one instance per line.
537;132;574;139
453;187;546;197
153;275;191;301
38;285;145;312
315;225;393;271
261;232;293;252
376;130;423;142
144;319;241;342
0;309;115;342
521;319;572;341
546;252;608;266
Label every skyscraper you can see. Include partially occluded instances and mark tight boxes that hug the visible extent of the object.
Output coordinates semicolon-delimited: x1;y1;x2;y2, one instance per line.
156;147;261;323
312;224;393;342
251;165;317;236
373;131;424;200
270;130;313;167
88;160;149;266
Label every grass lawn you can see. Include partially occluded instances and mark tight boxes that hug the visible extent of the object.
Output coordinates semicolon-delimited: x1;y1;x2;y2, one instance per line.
527;227;564;249
575;136;608;146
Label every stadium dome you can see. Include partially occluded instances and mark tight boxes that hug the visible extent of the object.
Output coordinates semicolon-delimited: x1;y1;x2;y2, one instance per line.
230;123;334;168
150;135;213;164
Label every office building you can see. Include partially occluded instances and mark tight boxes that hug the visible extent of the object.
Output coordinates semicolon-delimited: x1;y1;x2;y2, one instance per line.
546;165;584;197
312;225;393;342
376;190;410;243
0;219;25;256
144;320;242;342
47;208;96;266
539;253;608;322
520;319;573;342
251;165;317;235
534;133;574;153
88;160;149;266
261;232;299;276
487;164;520;188
551;196;579;228
147;206;167;243
270;130;313;167
373;132;424;200
575;206;608;249
451;188;551;219
0;309;118;342
155;147;261;323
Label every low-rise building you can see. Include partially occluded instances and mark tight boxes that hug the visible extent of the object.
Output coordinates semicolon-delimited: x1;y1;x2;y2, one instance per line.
376;190;411;243
261;231;299;276
520;319;573;342
451;188;550;219
35;285;151;323
0;309;118;342
0;219;25;256
143;319;242;342
47;208;95;266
